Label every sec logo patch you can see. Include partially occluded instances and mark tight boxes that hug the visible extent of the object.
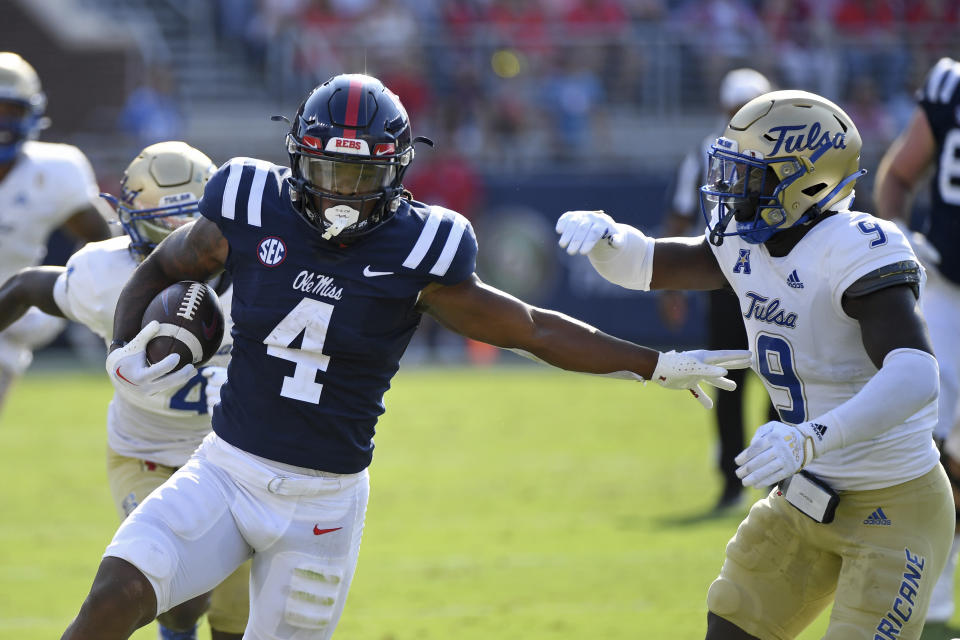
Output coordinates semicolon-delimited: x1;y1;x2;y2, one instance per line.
258;236;286;266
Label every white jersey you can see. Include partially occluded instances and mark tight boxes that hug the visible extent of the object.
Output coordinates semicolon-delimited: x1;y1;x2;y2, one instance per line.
0;141;101;282
52;236;234;467
0;141;103;374
708;210;939;491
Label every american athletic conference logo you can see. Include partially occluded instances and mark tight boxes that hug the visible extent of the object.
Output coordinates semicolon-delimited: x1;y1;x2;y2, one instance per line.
257;236;286;267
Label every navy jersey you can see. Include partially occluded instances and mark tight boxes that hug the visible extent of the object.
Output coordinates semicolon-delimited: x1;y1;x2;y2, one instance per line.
917;57;960;284
198;157;477;472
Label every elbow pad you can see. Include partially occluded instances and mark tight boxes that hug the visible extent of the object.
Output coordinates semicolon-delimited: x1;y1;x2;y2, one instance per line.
587;225;655;291
807;348;939;455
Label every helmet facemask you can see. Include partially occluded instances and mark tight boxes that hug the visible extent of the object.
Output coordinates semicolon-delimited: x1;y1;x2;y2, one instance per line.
287;132;412;241
701;141;807;245
107;186;201;259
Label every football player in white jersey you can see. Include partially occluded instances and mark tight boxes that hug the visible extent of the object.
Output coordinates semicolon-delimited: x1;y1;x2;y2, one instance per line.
557;90;953;638
874;56;960;625
0;141;248;640
0;51;111;409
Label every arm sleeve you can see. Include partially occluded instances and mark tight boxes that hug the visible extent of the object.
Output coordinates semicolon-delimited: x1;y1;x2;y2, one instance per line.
586;224;655;290
810;348;939;455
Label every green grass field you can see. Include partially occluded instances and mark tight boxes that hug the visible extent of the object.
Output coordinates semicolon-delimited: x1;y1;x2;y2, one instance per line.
0;366;957;639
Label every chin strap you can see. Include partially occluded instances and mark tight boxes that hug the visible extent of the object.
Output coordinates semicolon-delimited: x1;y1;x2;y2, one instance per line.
709;205;736;246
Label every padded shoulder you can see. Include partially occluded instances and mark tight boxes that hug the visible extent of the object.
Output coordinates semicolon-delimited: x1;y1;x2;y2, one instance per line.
198;157;289;228
917;57;960;138
844;260;921;299
53;236;136;338
398;203;477;285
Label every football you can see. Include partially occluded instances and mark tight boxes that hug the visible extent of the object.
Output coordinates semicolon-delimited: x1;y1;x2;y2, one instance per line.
142;280;224;371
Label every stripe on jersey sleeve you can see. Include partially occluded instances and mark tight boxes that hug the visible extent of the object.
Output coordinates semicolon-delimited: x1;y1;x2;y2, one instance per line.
429;216;467;276
402;207;444;269
245;160;273;227
939;61;960;103
221;159;245;220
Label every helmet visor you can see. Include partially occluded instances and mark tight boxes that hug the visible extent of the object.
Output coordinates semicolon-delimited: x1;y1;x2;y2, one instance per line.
299;156;396;196
703;153;767;204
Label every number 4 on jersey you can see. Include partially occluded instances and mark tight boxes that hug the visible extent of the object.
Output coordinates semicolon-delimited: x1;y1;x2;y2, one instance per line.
264;297;334;403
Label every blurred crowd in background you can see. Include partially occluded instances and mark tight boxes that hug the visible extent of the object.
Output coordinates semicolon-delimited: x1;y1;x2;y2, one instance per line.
10;0;960;362
228;1;954;145
105;0;959;215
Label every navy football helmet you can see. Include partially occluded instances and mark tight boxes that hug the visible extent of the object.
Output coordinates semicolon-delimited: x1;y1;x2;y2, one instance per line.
286;74;426;241
0;52;47;163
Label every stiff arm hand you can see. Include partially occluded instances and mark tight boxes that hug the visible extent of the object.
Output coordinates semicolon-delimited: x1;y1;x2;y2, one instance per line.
556;210;625;256
651;349;752;409
106;320;196;395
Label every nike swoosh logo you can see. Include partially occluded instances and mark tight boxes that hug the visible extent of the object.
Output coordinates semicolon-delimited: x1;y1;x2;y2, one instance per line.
313;525;343;536
115;367;137;385
363;265;393;277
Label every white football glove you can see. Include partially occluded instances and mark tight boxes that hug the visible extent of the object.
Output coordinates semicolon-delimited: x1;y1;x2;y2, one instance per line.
735;420;820;488
556;210;626;256
106;320;197;396
651;349;753;409
201;365;228;415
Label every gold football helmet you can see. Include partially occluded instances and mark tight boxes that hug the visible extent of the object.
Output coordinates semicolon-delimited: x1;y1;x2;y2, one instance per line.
700;90;866;245
105;141;215;259
0;52;47;162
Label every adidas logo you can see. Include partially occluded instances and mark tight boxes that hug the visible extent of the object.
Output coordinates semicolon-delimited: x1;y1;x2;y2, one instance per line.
811;423;827;440
787;269;804;289
863;507;892;526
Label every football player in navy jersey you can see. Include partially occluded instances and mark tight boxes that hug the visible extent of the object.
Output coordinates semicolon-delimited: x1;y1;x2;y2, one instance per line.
60;74;751;640
874;56;960;624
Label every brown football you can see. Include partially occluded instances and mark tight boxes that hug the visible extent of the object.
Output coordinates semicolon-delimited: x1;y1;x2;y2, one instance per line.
142;281;224;371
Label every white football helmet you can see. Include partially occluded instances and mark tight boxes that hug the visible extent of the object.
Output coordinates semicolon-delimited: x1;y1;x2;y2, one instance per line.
700;90;866;245
0;52;47;162
103;141;215;259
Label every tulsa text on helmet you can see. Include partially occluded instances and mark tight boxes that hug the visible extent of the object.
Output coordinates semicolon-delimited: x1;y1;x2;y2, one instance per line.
767;123;847;156
293;270;343;300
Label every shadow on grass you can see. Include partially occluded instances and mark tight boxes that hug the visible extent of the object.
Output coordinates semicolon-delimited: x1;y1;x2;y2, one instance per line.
656;504;751;527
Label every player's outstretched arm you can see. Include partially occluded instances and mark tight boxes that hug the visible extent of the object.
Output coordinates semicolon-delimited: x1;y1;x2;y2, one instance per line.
0;266;65;331
417;274;751;408
111;217;227;348
555;210;726;291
